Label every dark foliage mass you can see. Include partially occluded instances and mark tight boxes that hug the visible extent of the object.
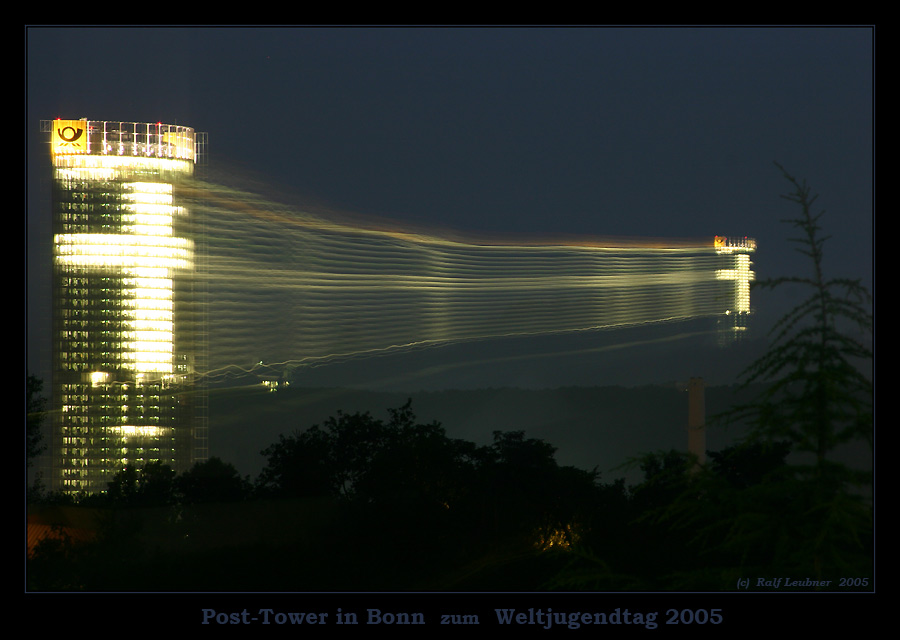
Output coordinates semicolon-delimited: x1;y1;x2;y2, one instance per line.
26;167;872;591
27;400;608;591
25;397;871;591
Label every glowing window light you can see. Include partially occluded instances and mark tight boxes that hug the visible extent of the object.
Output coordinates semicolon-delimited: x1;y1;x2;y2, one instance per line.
126;279;174;290
129;322;173;334
55;233;191;248
122;192;173;204
129;303;173;316
56;254;191;270
124;182;172;194
129;301;173;313
55;242;193;270
127;340;174;350
121;207;176;236
135;363;173;373
56;167;120;181
123;213;174;225
716;253;755;314
127;330;174;342
125;267;170;279
131;213;176;228
124;203;177;215
123;226;174;237
54;233;193;269
125;350;173;361
129;328;174;340
52;154;193;175
115;426;171;437
127;309;173;321
124;299;173;310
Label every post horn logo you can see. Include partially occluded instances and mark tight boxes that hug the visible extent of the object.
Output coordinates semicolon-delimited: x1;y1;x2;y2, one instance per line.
58;124;84;144
53;120;88;153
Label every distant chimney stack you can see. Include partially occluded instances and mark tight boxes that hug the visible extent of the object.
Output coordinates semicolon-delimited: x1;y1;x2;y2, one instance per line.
688;377;705;471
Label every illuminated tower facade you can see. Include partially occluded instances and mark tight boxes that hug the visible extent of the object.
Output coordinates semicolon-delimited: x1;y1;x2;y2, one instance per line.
46;119;207;496
714;235;756;340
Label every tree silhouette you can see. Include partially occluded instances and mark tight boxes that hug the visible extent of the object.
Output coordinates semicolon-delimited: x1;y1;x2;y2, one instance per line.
256;423;335;498
106;461;177;508
253;400;607;589
707;440;792;490
177;457;250;504
730;163;873;470
701;165;873;583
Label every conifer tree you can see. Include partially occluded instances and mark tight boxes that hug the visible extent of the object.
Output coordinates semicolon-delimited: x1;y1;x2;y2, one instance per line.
731;163;873;478
712;164;873;581
605;166;875;589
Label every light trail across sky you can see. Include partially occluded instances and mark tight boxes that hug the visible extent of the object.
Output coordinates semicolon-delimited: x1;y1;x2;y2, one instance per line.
178;180;755;384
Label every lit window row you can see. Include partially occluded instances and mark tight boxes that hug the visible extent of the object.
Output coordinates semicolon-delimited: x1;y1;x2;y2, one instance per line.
124;278;174;290
124;182;172;194
53;154;193;175
56;254;191;270
122;212;175;225
126;341;173;353
127;322;173;333
118;330;174;341
122;191;173;204
124;308;173;320
124;298;173;310
117;425;172;437
123;203;179;216
715;253;755;314
55;233;192;250
55;167;120;182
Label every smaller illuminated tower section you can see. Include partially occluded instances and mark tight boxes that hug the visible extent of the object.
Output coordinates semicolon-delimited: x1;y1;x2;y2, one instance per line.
48;119;206;495
714;235;756;339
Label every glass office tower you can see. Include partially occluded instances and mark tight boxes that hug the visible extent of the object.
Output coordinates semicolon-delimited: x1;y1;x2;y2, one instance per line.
714;234;756;341
46;119;207;496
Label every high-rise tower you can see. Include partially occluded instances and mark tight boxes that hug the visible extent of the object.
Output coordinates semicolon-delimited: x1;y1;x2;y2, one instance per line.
45;119;207;496
714;235;756;340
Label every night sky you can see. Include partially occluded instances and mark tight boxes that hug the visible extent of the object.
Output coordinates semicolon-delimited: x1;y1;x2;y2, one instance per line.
26;26;873;391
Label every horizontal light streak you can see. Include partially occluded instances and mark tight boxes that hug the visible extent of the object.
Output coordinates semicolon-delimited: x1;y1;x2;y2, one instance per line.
180;180;754;377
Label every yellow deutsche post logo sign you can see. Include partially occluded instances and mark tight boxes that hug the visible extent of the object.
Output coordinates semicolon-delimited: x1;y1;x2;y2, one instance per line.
52;120;88;155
